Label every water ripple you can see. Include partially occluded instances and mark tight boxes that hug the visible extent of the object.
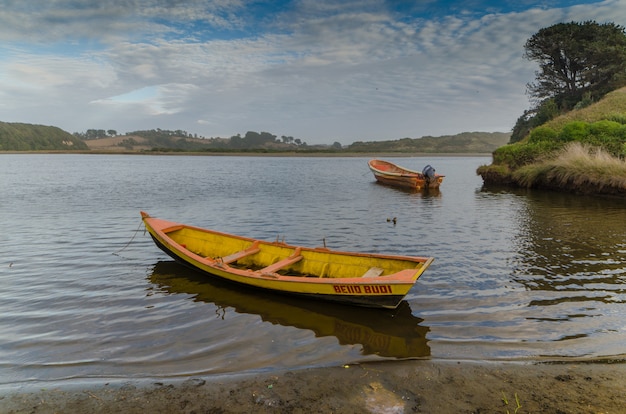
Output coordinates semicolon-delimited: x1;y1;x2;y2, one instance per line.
1;154;625;387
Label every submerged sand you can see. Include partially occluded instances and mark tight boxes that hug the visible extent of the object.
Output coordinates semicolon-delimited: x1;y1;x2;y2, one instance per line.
2;359;625;413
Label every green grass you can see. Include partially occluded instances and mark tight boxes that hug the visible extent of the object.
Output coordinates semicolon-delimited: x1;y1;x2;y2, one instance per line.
544;87;626;130
513;142;626;190
501;391;522;414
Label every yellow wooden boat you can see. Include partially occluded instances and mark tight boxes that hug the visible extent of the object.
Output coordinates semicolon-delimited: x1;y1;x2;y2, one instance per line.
141;212;434;309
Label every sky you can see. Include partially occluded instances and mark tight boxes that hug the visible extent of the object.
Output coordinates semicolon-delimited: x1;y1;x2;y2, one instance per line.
1;0;625;145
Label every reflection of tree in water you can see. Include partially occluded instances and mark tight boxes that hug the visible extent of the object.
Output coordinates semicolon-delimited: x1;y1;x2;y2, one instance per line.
508;191;626;304
149;261;431;359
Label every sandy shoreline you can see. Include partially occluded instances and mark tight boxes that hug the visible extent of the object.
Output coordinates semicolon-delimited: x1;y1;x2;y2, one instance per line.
2;359;625;413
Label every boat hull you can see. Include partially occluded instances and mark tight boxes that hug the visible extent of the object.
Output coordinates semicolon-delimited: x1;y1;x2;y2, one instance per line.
148;233;406;308
141;212;433;309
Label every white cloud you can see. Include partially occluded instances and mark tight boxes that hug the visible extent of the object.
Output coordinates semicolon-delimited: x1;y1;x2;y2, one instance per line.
0;0;625;143
93;83;199;115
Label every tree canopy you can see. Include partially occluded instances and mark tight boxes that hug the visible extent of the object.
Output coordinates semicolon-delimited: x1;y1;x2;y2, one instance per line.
525;21;626;107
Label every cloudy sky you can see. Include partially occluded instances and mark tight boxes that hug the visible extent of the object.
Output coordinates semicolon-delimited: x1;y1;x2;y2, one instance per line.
1;0;625;145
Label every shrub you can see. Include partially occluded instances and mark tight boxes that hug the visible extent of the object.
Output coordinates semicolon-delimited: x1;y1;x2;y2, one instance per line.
558;121;590;142
607;113;626;124
584;120;626;157
573;92;597;110
589;120;622;137
492;141;562;169
528;126;558;143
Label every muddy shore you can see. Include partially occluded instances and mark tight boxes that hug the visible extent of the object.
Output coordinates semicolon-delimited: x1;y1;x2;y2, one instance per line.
2;359;625;413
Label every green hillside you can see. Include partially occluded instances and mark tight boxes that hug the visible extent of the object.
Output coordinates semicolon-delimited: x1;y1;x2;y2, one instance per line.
542;88;626;130
0;122;88;151
345;132;510;153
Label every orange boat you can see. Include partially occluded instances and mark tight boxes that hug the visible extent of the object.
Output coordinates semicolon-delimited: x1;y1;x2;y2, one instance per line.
141;212;434;309
368;159;444;190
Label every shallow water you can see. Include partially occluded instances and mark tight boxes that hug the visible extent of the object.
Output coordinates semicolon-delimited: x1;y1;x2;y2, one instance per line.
1;154;625;388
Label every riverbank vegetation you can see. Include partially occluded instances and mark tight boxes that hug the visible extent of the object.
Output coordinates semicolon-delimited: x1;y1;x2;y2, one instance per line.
513;142;626;194
478;21;626;196
478;88;626;195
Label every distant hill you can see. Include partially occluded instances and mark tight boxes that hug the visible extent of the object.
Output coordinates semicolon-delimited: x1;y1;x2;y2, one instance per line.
85;130;510;153
346;132;511;153
0;122;88;151
1;123;510;153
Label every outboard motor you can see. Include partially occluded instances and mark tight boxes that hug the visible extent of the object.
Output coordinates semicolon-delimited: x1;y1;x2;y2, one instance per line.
422;165;436;182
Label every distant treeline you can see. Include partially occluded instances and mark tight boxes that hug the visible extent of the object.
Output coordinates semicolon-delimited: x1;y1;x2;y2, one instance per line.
108;129;509;153
1;122;510;153
112;129;314;151
74;128;200;140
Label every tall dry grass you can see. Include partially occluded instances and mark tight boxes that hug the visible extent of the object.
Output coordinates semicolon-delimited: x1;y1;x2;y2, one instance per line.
514;142;626;191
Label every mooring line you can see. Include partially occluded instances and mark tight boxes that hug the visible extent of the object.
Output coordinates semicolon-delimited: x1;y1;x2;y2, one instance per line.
113;220;145;256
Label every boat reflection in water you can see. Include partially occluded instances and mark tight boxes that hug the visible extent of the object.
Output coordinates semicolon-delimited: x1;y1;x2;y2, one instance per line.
149;261;430;359
374;182;442;197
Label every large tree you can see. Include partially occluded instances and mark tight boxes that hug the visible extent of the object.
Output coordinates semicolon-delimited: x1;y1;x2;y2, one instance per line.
510;21;626;143
524;21;626;108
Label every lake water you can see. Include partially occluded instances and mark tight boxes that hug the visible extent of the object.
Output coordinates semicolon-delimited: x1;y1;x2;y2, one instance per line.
1;154;625;389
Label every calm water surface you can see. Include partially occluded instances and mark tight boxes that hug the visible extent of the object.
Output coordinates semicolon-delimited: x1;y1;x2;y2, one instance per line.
1;154;625;389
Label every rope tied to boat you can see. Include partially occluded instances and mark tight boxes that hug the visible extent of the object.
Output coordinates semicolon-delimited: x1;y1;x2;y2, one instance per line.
113;220;145;257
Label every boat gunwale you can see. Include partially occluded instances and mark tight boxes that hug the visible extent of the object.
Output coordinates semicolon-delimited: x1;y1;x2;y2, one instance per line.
369;159;423;177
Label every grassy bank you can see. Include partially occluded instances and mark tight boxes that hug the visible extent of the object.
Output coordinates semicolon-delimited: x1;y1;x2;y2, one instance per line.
513;142;626;194
478;87;626;196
